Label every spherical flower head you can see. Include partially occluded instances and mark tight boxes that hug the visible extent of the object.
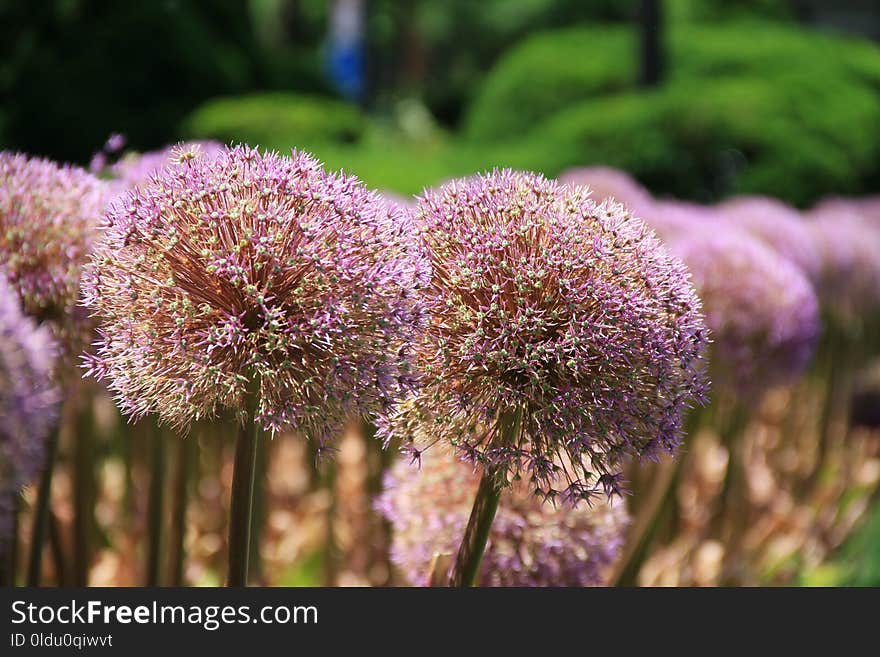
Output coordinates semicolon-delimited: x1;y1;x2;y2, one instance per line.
558;167;653;214
717;196;821;283
812;196;880;228
377;449;630;586
643;200;716;243
672;228;820;398
1;276;60;537
386;170;708;504
109;141;225;191
0;152;110;350
807;209;880;325
82;145;426;442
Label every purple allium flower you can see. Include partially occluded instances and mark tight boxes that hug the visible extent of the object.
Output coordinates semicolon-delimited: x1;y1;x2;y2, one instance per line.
717;196;821;283
672;228;820;398
807;209;880;323
385;170;708;504
82;145;425;441
376;449;630;586
558;167;653;214
89;134;128;175
811;196;880;228
109;141;224;191
642;200;716;242
0;276;59;538
0;152;110;349
105;134;126;153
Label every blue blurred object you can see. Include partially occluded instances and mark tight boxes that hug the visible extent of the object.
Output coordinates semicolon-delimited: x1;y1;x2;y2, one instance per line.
325;0;365;103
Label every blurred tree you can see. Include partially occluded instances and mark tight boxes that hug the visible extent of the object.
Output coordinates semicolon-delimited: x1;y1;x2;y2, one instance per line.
363;0;637;124
0;0;262;162
640;0;664;86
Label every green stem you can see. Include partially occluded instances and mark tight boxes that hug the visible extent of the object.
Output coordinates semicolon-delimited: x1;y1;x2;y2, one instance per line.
167;434;192;586
322;458;339;586
613;457;680;586
227;391;259;587
449;407;520;587
27;425;60;586
122;418;134;531
612;407;705;586
366;421;393;585
1;494;19;586
146;424;166;586
48;509;68;586
73;401;95;586
448;468;503;587
247;430;266;585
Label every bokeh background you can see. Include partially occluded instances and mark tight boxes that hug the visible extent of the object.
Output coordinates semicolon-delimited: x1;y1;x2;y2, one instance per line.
2;0;879;586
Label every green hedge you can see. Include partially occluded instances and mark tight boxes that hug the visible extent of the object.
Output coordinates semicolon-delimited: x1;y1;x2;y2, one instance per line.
528;73;880;206
464;26;635;142
181;93;366;148
465;21;880;141
464;20;880;205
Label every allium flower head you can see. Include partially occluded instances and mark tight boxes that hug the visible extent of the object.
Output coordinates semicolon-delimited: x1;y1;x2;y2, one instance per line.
387;170;708;504
807;210;880;323
643;200;716;242
558;167;653;214
672;228;820;398
0;152;110;347
717;196;821;283
82;145;425;441
811;196;880;228
109;141;225;191
377;450;629;586
1;276;59;537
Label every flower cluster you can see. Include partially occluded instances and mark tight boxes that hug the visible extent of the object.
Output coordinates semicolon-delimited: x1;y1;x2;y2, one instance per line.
807;209;880;324
0;152;110;349
672;228;820;398
376;449;629;586
717;196;821;283
385;170;708;504
643;200;715;242
1;276;59;537
82;145;425;441
812;196;880;228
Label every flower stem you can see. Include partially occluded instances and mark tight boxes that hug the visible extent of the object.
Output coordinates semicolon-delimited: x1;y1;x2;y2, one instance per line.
73;399;95;586
145;423;166;586
227;388;260;587
247;430;267;584
27;425;60;586
48;509;68;585
167;433;193;586
448;468;503;587
0;493;19;586
449;407;520;587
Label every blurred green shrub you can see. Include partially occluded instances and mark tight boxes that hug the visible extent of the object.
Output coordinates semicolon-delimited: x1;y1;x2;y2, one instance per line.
467;21;880;140
465;21;880;205
182;93;366;148
530;74;880;205
464;27;636;142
